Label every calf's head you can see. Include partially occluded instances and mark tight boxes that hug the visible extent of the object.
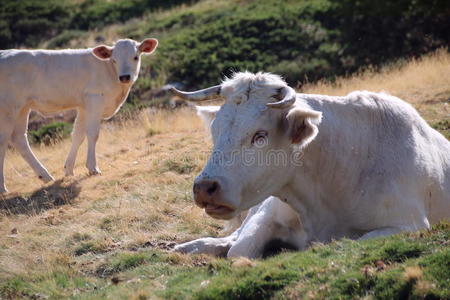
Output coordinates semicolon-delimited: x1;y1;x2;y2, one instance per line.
173;72;322;219
92;38;158;84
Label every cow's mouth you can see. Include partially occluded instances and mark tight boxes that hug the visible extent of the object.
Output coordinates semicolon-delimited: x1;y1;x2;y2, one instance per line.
205;203;235;219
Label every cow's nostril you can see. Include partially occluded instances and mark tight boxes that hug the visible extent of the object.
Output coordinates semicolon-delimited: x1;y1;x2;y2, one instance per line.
119;75;131;82
207;181;219;195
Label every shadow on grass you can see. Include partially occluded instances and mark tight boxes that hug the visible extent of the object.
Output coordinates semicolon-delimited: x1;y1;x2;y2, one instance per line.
0;179;81;215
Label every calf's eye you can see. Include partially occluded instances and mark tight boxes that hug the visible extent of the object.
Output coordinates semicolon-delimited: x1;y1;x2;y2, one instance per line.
251;130;268;147
134;56;138;61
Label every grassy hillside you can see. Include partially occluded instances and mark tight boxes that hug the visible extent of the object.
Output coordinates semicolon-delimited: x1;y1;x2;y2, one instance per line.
1;0;449;104
0;50;449;299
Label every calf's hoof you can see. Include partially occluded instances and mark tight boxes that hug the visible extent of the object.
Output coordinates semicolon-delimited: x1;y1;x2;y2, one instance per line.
0;187;8;194
88;168;102;176
38;174;54;183
64;165;74;177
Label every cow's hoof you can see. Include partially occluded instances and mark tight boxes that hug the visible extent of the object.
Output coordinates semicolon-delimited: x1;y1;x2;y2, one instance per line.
173;243;196;254
0;187;8;194
64;169;74;177
88;168;102;176
38;174;54;183
173;239;231;256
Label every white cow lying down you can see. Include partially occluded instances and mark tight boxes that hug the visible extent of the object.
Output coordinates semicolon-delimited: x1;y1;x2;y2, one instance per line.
173;71;450;258
0;38;158;193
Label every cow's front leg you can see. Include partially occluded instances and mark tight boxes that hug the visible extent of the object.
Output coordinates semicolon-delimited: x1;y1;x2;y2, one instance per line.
174;236;236;256
64;109;86;176
227;209;276;259
174;204;263;256
227;197;307;259
85;96;104;175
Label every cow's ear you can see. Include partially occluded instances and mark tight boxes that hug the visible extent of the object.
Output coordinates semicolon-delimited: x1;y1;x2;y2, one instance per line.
92;45;112;60
139;38;158;54
287;107;322;148
196;106;220;132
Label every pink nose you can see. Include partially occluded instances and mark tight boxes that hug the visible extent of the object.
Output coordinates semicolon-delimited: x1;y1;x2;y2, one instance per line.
193;180;220;208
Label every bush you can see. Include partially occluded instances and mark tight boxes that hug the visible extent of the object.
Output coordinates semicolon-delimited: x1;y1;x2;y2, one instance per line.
140;0;450;89
28;122;73;146
0;0;72;48
47;30;86;48
0;0;198;49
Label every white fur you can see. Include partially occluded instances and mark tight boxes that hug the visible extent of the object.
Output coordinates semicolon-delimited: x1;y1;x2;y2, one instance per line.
175;72;450;258
0;39;158;193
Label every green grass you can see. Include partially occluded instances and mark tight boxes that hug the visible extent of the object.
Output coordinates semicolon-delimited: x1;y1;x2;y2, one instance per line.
3;0;449;107
1;223;449;299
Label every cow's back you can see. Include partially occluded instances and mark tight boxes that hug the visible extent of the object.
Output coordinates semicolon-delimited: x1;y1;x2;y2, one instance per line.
0;49;112;113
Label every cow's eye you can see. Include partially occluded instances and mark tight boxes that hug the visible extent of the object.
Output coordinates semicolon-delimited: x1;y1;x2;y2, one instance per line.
134;56;138;61
251;130;268;147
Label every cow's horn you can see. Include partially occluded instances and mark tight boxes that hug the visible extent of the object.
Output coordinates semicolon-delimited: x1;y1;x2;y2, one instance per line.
170;85;222;101
266;86;297;109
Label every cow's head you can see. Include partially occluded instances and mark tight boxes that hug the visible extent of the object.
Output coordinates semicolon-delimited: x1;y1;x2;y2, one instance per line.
92;38;158;84
173;72;322;219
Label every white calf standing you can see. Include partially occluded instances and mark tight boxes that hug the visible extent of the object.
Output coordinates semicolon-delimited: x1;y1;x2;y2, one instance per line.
0;38;158;193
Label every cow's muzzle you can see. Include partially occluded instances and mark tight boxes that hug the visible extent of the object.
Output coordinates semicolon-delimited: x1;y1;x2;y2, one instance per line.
193;179;236;219
119;74;131;83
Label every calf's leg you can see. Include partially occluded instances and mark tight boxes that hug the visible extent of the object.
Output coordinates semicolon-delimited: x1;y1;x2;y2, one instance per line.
64;110;86;176
0;133;11;194
0;108;15;193
85;99;103;175
10;110;54;183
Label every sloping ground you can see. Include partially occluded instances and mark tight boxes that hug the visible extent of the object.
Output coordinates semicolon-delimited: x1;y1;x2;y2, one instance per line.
0;52;449;299
303;49;450;139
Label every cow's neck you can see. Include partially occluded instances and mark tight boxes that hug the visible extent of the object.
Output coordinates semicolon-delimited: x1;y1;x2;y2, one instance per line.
273;94;369;241
102;61;133;118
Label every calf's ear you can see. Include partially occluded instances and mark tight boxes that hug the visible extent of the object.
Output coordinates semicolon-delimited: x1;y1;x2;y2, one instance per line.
286;107;322;148
195;106;220;132
139;38;158;54
92;45;113;60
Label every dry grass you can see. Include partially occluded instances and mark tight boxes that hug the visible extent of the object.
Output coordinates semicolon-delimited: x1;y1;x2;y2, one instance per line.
302;48;450;123
0;50;449;289
0;107;219;280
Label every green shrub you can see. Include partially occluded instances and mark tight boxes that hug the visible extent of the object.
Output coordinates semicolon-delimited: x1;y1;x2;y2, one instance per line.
0;0;72;48
0;0;198;49
136;0;450;91
28;122;73;146
47;30;86;48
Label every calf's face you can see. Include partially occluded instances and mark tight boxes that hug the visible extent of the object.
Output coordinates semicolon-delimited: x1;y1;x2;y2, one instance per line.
92;38;158;84
175;72;322;219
